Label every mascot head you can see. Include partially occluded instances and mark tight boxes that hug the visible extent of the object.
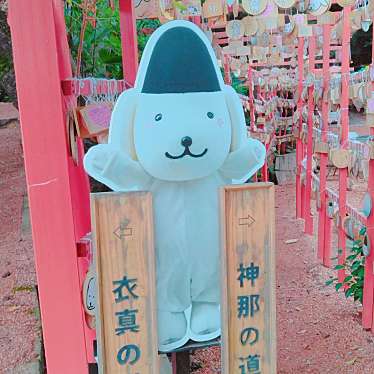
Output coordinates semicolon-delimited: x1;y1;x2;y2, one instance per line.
109;20;248;181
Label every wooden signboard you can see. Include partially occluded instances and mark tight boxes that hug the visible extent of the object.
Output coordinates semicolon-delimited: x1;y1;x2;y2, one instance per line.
221;183;276;374
91;192;159;374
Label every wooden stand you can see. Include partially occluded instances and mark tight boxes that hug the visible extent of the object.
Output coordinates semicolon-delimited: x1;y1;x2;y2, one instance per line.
91;192;158;374
221;183;276;374
90;184;276;373
172;352;190;374
169;338;220;374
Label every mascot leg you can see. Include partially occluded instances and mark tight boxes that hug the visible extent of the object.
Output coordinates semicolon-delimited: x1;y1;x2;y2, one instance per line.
189;241;221;338
157;310;187;346
190;301;220;336
156;246;190;347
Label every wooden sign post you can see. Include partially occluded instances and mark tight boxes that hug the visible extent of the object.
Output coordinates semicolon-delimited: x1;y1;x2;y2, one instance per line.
91;192;159;374
221;183;276;374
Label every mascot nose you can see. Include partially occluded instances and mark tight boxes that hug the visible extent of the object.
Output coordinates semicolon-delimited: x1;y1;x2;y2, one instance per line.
181;136;192;147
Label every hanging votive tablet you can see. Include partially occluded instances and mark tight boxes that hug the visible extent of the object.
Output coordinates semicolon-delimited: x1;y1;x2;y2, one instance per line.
274;0;296;9
242;16;258;36
242;0;268;16
361;192;372;218
226;19;245;39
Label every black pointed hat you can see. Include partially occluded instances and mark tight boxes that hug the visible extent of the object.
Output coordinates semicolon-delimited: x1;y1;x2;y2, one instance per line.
140;24;222;94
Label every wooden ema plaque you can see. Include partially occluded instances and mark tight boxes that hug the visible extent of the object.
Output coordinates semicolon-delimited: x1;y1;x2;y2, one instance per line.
221;183;276;374
91;192;159;374
134;0;159;19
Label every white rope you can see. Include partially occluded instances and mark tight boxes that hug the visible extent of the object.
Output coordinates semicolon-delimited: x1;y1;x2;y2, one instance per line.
69;77;125;105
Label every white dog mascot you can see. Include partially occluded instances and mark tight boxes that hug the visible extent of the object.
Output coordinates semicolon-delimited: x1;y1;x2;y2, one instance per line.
84;20;266;351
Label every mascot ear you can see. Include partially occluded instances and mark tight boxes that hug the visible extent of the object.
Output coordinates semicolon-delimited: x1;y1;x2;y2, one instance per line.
224;85;248;152
108;88;138;160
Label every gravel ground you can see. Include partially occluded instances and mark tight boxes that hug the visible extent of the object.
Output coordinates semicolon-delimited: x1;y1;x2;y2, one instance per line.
276;185;374;374
0;118;39;373
2;107;374;373
0;103;18;127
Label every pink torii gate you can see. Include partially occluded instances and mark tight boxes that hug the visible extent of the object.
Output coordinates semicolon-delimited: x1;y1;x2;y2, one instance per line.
295;6;374;334
363;8;374;332
7;1;138;372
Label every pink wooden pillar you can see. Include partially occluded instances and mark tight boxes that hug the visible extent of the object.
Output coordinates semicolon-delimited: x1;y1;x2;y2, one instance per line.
192;15;202;26
363;11;374;330
8;1;91;372
258;82;268;181
337;6;351;284
304;35;315;235
53;0;95;362
369;152;374;330
262;143;269;182
296;37;304;219
323;198;333;267
318;24;332;266
365;141;374;329
248;66;255;130
119;0;138;86
224;55;231;85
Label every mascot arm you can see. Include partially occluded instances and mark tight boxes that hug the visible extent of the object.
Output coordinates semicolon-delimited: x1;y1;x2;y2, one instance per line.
219;85;266;182
84;144;152;191
84;89;152;191
219;138;266;182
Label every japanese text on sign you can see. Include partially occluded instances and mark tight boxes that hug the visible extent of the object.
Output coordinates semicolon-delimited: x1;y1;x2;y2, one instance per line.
112;276;141;366
237;262;262;373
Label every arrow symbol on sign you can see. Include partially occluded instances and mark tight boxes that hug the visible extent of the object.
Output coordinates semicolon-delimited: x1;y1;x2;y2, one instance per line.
239;214;255;227
113;219;133;239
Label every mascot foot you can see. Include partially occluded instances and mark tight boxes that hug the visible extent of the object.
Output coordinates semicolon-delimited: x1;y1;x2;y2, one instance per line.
190;302;220;336
158;310;187;347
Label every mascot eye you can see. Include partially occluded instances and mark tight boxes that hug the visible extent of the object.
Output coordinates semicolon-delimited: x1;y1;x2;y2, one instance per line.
207;112;214;119
155;113;162;121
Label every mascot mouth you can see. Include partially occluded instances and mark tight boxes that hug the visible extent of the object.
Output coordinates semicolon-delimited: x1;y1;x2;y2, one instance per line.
165;147;208;160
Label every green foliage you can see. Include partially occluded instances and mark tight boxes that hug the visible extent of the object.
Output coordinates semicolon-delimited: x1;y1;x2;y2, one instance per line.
12;285;35;293
0;8;14;102
230;74;251;124
137;19;161;58
0;55;13;101
63;0;255;112
64;0;255;100
231;74;249;96
64;0;160;79
326;229;366;304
